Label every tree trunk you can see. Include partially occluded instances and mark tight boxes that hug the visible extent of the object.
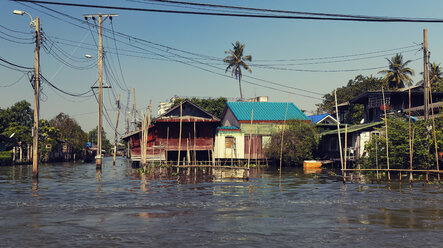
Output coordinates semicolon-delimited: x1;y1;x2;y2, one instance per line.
238;77;243;100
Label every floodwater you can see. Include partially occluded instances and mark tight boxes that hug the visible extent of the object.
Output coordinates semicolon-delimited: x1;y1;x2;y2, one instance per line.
1;157;443;247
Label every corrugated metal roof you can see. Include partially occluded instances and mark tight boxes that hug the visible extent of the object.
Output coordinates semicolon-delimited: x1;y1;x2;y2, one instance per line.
226;102;308;121
217;126;241;130
320;121;383;136
308;114;329;123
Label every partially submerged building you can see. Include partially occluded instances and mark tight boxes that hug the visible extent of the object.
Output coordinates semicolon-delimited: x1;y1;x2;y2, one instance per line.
122;100;220;164
214;102;309;161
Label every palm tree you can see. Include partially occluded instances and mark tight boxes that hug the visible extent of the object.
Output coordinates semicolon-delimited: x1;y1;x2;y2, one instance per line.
224;41;252;100
418;62;443;92
378;53;414;88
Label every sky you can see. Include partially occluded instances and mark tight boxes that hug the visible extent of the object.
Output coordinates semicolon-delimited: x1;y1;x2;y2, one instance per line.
2;0;443;137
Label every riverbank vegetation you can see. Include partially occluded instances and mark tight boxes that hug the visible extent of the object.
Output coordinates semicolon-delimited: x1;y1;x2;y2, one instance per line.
0;100;105;162
362;116;443;170
264;121;319;166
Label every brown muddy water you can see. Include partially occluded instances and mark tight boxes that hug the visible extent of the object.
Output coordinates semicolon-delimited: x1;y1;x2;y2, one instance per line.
1;157;442;247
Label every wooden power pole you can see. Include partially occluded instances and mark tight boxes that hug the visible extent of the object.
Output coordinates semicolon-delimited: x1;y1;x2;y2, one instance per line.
32;16;40;178
113;94;120;165
84;13;118;168
423;29;430;121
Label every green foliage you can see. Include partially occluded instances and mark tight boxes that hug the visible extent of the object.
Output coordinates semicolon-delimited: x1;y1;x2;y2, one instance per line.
316;75;392;123
264;121;319;166
88;126;112;152
172;97;227;118
379;53;415;88
363;116;443;170
50;113;88;153
0;100;33;148
224;41;252;99
0;151;12;165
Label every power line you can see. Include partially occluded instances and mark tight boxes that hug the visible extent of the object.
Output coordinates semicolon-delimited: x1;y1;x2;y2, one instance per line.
13;0;443;22
0;72;27;87
0;56;34;70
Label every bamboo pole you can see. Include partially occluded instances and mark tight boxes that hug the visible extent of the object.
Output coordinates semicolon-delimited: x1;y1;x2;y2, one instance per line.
381;86;391;181
194;120;196;165
428;80;440;183
166;126;169;163
344;124;348;173
376;135;379;181
248;109;253;169
279;100;290;177
334;91;344;181
148;100;152;164
409;87;413;183
177;101;183;166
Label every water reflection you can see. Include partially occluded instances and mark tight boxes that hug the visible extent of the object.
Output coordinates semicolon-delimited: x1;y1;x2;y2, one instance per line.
1;158;443;247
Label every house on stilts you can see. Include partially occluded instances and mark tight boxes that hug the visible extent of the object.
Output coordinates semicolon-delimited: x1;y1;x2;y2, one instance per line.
214;102;309;163
122;100;220;165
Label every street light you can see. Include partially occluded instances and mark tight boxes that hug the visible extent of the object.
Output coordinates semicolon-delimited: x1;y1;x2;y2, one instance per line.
13;9;40;178
13;10;36;27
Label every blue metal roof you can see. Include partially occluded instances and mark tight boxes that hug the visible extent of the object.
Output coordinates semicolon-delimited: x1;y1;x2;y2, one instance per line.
226;102;308;121
307;114;330;123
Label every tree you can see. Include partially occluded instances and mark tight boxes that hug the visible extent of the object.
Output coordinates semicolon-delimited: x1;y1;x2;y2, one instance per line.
363;116;443;170
378;53;415;88
50;113;88;153
224;41;252;100
88;126;112;153
316;75;392;123
39;119;60;161
429;62;443;92
264;121;319;166
172;97;227;118
0;100;33;148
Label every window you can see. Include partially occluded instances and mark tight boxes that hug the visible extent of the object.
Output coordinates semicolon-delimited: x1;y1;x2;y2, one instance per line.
225;136;235;149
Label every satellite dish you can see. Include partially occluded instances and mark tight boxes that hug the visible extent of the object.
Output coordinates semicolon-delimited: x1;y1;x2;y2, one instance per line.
9;133;15;138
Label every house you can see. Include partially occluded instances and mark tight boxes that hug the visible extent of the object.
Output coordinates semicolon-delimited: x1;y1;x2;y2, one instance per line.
307;113;338;125
214;102;309;161
122;100;220;165
347;88;443;123
319;86;443;163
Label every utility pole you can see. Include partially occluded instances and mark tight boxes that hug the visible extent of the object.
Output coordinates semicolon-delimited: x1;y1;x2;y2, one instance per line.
423;29;430;121
113;94;120;165
84;13;118;167
133;88;137;131
33;16;40;177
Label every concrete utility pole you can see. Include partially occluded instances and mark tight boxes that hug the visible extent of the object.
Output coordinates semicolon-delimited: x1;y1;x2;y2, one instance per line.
33;17;40;177
423;29;430;121
84;13;118;167
133;88;137;131
13;10;40;177
113;94;120;165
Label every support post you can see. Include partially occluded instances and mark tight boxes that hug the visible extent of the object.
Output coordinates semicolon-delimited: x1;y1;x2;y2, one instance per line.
177;101;182;166
423;29;430;121
248;109;253;169
113;94;120;165
279;100;289;177
382;86;391;181
32;16;40;177
334;91;344;181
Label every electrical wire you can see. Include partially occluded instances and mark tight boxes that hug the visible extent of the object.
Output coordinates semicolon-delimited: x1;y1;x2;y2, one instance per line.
0;72;28;87
13;0;443;23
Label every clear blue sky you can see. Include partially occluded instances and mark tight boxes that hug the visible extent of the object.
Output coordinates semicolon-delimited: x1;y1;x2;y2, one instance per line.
2;0;443;136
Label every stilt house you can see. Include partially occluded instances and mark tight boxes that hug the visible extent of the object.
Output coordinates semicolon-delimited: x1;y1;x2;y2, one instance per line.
122;100;220;164
214;102;309;161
